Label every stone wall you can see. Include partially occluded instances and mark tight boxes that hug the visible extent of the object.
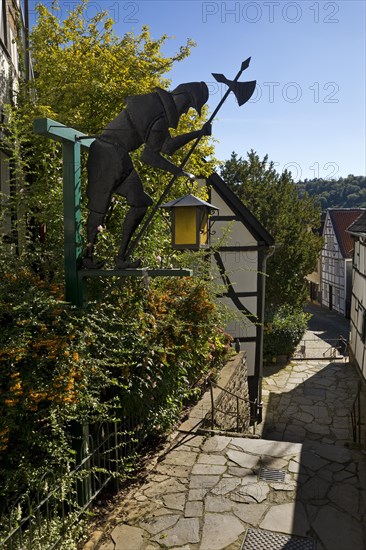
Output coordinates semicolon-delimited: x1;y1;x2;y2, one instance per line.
207;352;250;432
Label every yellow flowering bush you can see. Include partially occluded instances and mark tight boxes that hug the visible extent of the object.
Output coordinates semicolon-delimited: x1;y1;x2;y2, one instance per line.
0;261;230;510
0;0;225;529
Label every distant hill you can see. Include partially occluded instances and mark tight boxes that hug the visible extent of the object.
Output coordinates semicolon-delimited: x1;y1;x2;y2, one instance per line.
296;175;366;210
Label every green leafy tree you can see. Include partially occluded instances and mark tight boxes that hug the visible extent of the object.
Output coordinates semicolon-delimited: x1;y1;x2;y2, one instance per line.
263;304;311;360
3;0;216;276
220;151;323;308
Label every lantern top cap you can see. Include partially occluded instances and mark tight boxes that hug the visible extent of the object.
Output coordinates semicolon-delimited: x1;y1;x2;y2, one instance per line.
161;193;219;212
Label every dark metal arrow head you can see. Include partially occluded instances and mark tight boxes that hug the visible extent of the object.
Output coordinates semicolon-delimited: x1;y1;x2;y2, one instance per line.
241;57;251;72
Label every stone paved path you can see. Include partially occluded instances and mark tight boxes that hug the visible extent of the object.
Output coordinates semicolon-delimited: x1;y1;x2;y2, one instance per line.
97;434;366;550
92;303;366;550
259;359;366;446
93;355;366;550
299;302;351;360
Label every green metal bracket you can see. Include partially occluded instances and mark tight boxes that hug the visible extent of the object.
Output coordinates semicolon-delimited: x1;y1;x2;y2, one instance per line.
33;118;95;147
34;118;93;306
33;118;192;307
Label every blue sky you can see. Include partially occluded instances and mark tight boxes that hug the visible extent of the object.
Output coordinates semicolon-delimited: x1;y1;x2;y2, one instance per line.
28;1;365;180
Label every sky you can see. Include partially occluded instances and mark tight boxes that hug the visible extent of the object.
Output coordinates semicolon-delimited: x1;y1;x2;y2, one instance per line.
28;0;366;181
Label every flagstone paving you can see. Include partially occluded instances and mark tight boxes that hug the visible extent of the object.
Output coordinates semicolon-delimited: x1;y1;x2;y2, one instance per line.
90;352;366;550
92;355;366;550
89;306;366;549
258;359;366;446
96;434;366;550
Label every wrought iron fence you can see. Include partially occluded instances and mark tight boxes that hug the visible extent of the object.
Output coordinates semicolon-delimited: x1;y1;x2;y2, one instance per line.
0;415;147;549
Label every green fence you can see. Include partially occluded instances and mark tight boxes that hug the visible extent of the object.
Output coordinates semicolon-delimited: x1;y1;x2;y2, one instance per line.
0;415;147;549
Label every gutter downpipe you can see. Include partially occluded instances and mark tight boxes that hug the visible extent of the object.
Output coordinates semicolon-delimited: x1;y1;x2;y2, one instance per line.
256;244;275;423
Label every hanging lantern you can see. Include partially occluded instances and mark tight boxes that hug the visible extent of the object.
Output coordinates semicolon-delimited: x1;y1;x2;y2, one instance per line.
161;194;219;250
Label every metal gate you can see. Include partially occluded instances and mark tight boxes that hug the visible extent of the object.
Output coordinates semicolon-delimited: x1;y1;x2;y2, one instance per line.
295;302;351;360
292;334;348;361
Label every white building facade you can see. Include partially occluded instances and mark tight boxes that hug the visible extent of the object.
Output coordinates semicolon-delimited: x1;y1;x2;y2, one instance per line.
1;0;30;242
348;211;366;379
321;209;364;317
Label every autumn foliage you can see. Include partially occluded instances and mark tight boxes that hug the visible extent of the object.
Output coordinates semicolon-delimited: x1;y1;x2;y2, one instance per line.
0;0;229;515
0;264;230;506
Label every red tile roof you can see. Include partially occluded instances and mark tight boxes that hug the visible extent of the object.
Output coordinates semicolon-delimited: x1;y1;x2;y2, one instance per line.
328;209;365;258
347;210;366;236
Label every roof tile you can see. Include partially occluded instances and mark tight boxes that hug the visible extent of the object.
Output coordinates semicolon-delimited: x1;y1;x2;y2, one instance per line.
328;209;365;258
346;210;366;236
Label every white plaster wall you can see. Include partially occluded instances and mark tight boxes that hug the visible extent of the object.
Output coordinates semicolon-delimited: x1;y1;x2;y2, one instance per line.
243;341;256;377
210;191;234;216
361;243;366;273
212;219;258;248
321;212;346;315
220;297;257;339
213;251;258;293
354;271;366;308
0;49;11;102
350;240;366;380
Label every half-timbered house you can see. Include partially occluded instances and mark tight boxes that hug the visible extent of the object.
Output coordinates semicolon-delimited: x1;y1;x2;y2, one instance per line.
321;208;364;317
347;210;366;379
205;172;275;419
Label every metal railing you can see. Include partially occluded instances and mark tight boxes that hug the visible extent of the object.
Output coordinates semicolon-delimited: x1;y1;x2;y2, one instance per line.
168;377;259;459
208;379;258;435
292;337;349;361
0;416;147;549
351;381;362;445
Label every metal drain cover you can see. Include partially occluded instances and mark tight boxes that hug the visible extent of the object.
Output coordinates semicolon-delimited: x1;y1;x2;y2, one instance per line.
241;528;316;549
258;468;286;482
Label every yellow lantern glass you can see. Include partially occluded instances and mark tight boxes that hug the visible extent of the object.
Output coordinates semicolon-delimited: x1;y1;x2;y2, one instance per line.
174;207;197;245
161;194;218;250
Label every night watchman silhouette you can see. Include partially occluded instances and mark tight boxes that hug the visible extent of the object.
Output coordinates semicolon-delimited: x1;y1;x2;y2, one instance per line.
83;82;211;269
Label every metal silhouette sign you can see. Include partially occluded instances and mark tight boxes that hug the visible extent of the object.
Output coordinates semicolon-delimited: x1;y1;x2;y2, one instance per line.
83;82;210;269
83;57;256;269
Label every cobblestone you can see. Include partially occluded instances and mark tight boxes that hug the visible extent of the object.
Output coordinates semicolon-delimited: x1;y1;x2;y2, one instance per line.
258;355;366;447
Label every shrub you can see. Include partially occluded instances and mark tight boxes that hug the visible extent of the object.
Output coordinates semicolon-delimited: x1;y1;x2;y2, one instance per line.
263;304;310;361
0;260;230;511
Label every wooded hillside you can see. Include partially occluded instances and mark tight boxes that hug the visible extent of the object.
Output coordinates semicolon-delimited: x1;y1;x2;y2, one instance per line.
296;175;366;210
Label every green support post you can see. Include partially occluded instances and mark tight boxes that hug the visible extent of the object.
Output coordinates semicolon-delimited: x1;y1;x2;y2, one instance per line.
33;118;93;307
62;140;84;306
32;117;193;507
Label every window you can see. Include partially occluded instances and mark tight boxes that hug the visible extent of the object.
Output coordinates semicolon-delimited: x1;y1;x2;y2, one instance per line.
361;310;366;344
0;0;8;50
